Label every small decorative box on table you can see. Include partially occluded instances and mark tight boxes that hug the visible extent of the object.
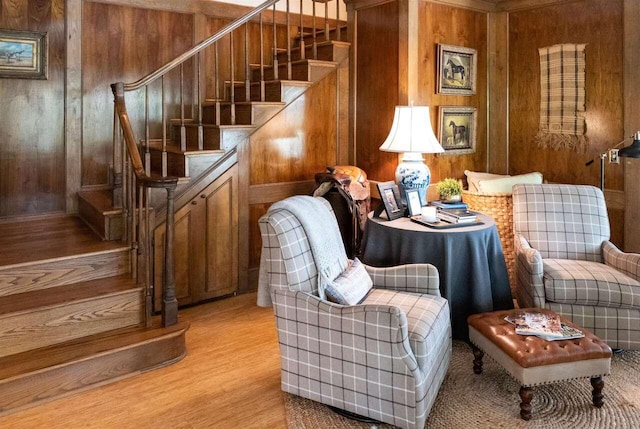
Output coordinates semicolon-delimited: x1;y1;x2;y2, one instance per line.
467;309;612;421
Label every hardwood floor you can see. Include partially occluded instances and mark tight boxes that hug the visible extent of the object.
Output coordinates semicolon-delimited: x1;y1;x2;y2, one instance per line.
0;293;287;428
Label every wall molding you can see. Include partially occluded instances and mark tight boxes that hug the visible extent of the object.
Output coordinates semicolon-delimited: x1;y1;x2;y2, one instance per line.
497;0;579;13
248;181;315;205
66;0;83;214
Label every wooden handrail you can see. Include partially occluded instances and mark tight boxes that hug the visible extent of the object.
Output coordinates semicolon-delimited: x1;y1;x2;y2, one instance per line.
122;0;279;92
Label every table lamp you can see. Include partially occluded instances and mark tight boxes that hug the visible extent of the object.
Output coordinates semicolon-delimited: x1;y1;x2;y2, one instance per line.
379;105;444;205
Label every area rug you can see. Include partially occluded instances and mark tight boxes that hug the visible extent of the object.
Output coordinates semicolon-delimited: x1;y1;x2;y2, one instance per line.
284;341;640;428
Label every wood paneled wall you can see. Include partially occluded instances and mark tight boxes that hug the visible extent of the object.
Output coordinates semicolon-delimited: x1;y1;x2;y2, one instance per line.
247;73;341;269
418;2;488;183
81;2;194;188
0;0;66;217
508;0;624;245
354;1;399;181
353;0;488;185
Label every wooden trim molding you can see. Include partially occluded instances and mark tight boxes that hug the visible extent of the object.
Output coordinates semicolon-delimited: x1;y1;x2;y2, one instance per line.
248;181;315;205
93;0;346;26
496;0;579;13
66;0;83;214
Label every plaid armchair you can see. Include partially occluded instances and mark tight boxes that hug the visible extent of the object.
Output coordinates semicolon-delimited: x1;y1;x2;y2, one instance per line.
259;198;451;429
513;184;640;350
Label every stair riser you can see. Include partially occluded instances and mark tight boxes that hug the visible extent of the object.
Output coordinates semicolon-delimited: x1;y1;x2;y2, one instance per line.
297;27;345;46
202;104;253;125
0;250;129;297
276;43;336;62
0;289;144;358
251;62;310;82
171;125;221;150
229;82;309;103
78;197;123;241
0;328;186;416
149;150;187;177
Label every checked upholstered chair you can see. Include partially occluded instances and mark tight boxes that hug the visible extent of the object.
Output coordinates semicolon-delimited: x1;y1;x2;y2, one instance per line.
513;184;640;350
258;196;451;429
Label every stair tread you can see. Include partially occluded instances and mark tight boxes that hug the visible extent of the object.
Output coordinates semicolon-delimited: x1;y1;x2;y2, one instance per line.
0;217;127;269
146;139;226;155
78;189;121;216
0;274;141;317
201;100;285;107
168;120;254;130
230;79;313;87
0;319;188;382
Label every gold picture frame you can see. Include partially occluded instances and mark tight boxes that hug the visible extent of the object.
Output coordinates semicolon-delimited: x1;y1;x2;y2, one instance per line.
437;44;476;95
438;106;477;155
0;29;48;80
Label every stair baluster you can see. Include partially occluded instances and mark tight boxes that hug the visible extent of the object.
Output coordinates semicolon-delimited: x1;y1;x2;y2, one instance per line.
286;0;292;80
336;0;341;41
197;52;204;151
260;14;265;101
272;4;279;80
145;86;151;174
325;0;329;42
144;186;152;327
161;76;168;177
130;169;138;281
244;23;251;102
121;127;129;243
299;0;305;60
214;42;221;126
179;63;186;151
230;30;236;124
312;0;317;59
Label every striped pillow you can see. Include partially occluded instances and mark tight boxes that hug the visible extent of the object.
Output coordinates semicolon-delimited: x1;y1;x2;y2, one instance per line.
324;258;373;305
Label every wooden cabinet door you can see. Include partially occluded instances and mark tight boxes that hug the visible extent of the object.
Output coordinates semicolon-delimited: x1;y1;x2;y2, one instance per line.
201;165;239;300
153;196;206;312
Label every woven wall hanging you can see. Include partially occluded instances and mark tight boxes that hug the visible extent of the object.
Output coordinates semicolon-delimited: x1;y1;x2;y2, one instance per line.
536;43;587;153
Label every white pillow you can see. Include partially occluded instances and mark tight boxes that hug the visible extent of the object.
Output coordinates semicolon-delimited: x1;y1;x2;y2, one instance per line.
477;172;543;194
324;258;373;305
464;170;509;192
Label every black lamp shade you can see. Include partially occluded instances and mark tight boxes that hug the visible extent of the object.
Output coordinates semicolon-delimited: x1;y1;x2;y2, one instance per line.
619;139;640;158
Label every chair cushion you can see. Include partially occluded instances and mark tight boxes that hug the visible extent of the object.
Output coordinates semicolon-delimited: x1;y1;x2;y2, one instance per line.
465;170;508;192
543;259;640;309
324;258;373;305
362;289;450;371
477;172;543;194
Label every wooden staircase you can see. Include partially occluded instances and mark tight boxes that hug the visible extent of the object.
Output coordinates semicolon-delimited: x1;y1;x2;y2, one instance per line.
78;34;348;239
0;217;188;416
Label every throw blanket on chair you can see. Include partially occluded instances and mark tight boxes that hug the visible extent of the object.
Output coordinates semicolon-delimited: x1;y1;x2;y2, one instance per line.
258;196;349;304
535;43;587;153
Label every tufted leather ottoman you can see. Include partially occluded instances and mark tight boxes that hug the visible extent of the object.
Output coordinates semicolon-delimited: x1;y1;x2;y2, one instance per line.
467;308;612;420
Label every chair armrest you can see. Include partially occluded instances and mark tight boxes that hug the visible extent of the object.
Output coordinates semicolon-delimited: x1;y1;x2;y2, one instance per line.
363;263;441;297
514;234;546;308
270;288;420;375
603;240;640;281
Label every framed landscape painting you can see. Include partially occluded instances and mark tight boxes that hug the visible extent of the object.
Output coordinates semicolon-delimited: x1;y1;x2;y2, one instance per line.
438;106;477;155
0;29;48;79
437;44;476;95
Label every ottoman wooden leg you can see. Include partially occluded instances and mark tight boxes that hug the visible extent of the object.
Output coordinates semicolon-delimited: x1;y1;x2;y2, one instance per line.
519;386;533;421
591;377;604;408
471;345;484;374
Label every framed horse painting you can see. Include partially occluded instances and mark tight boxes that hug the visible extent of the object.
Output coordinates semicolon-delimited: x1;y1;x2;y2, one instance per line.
437;44;476;95
437;106;477;155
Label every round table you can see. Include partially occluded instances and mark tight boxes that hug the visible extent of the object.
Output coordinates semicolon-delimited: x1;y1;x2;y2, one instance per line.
360;212;513;340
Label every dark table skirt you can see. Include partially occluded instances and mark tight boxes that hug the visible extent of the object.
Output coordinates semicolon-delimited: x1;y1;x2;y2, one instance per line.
361;212;513;340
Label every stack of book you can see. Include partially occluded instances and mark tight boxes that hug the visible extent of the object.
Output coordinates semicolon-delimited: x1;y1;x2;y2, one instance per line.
504;311;584;341
436;208;478;224
430;200;469;210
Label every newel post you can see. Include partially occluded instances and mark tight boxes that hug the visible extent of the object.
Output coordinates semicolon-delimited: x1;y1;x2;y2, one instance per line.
162;186;178;326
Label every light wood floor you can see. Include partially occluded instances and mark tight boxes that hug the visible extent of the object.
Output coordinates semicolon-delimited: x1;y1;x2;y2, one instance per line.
0;293;288;429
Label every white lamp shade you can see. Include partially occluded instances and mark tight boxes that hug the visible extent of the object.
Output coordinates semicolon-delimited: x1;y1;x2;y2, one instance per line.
379;106;444;154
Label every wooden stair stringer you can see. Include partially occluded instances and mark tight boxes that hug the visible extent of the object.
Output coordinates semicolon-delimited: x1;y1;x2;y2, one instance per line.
0;320;188;416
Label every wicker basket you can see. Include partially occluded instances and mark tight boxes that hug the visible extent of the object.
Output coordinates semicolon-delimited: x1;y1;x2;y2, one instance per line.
462;190;515;296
